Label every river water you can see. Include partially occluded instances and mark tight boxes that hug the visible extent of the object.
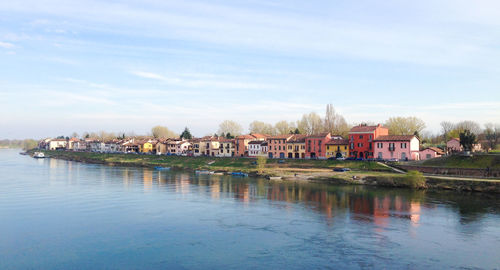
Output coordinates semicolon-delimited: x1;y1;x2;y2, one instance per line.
0;149;499;269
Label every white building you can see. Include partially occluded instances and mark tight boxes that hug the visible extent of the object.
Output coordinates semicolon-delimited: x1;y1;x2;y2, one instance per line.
248;141;268;157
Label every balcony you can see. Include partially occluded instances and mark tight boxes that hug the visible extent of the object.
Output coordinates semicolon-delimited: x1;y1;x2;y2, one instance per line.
388;147;395;151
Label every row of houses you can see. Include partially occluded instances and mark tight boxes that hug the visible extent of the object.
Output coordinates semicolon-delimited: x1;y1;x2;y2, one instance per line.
39;124;475;161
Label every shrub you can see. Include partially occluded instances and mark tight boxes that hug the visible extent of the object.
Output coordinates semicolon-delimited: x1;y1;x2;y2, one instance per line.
404;170;426;189
256;155;267;174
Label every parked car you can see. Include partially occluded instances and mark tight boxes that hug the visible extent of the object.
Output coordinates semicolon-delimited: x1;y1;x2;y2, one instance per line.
327;157;336;160
278;160;285;164
387;158;399;162
336;157;346;161
333;168;351;172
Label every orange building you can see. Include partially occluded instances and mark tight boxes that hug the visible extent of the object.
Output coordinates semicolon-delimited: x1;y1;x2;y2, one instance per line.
267;134;293;159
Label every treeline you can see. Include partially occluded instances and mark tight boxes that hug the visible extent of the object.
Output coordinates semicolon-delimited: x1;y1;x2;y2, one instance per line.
0;139;38;150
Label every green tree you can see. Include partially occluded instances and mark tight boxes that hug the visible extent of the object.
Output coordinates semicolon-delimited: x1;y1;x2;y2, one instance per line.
225;132;234;139
256;155;267;174
459;129;477;152
180;127;193;140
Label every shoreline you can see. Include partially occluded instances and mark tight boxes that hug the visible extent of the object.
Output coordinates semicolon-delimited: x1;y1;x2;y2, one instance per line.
35;150;500;193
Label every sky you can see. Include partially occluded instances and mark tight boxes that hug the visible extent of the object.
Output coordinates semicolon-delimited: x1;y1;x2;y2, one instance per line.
1;0;499;139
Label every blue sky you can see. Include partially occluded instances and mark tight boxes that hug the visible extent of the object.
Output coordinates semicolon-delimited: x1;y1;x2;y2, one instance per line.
1;0;499;139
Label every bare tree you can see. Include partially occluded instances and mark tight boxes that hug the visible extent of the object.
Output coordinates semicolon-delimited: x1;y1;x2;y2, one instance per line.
249;121;276;135
440;121;455;141
323;104;350;137
151;126;178;139
484;123;500;151
218;120;243;136
455;120;482;135
385;116;426;135
297;112;323;135
274;120;295;135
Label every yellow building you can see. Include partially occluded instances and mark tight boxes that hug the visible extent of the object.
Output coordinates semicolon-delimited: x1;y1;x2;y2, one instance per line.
325;139;349;158
286;134;307;159
138;139;155;153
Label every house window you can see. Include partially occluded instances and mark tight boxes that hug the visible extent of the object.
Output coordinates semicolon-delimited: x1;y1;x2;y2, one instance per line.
401;143;407;149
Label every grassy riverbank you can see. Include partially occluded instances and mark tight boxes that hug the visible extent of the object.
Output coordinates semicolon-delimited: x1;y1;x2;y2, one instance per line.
38;150;390;172
420;154;500;169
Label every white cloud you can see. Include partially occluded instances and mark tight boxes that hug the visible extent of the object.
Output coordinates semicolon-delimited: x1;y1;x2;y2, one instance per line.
0;41;14;48
131;70;276;90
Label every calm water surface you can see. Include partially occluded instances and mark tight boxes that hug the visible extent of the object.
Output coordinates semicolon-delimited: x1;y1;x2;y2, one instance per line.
1;149;499;269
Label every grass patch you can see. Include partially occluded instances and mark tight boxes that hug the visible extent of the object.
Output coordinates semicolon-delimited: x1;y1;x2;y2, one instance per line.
421;155;500;169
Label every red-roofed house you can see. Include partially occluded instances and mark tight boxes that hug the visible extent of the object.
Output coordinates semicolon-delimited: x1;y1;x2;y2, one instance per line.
420;147;445;160
305;133;331;159
374;135;420;161
349;124;389;159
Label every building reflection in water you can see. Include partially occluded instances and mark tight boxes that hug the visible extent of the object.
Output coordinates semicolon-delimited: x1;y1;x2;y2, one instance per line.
143;169;153;191
136;170;424;230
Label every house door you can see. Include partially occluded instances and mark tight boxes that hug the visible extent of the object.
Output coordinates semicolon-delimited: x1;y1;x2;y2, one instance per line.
288;153;293;158
401;152;406;160
268;153;273;158
280;153;285;158
295;153;299;159
359;152;364;158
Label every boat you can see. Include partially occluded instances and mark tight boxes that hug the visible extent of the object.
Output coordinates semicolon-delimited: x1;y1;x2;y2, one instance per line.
195;170;211;174
267;176;282;180
33;152;45;158
19;152;28;155
154;166;171;171
231;172;248;177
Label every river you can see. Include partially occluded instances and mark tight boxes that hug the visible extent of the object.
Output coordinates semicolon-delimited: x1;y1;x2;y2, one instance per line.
0;149;499;269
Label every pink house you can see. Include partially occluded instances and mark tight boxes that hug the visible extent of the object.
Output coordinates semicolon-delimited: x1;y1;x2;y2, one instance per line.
446;138;482;154
420;147;445;160
447;138;461;153
374;135;420;161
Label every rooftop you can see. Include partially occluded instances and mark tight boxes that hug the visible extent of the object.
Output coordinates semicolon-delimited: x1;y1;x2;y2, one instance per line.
374;135;416;141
